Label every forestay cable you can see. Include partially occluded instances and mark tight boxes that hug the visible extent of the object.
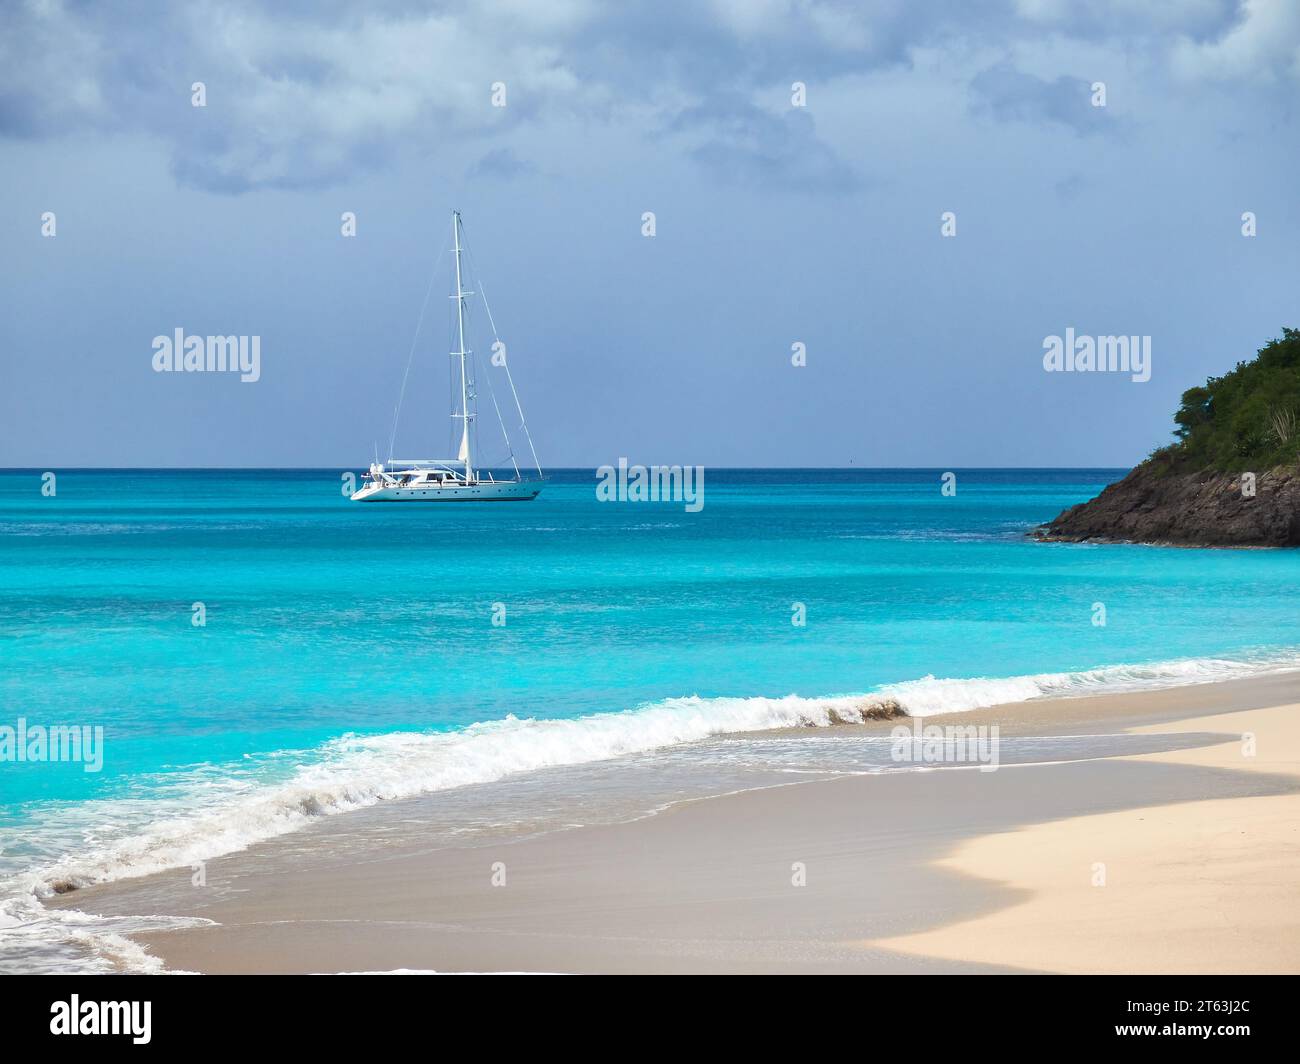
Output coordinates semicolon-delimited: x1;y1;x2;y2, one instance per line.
388;243;448;462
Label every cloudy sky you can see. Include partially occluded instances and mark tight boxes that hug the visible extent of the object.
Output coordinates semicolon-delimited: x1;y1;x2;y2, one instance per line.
2;0;1298;467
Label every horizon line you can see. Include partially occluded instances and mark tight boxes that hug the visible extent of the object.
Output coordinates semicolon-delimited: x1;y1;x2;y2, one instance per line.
0;464;1134;472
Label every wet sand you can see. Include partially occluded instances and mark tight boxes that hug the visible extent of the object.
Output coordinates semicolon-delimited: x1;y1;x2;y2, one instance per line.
49;672;1300;973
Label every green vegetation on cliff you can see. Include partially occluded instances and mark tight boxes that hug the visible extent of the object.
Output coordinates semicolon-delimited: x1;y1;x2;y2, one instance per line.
1152;328;1300;473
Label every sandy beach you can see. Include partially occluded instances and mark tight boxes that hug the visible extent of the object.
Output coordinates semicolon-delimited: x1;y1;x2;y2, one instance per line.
48;672;1300;974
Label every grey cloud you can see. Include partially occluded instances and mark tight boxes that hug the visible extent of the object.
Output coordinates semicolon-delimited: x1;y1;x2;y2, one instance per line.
669;99;859;194
1053;173;1089;202
968;65;1110;134
0;0;1279;193
1171;0;1300;82
0;89;49;138
466;147;537;181
0;1;571;192
1011;0;1241;42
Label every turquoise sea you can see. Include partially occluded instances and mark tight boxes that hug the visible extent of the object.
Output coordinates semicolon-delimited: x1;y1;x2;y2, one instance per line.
3;467;1300;970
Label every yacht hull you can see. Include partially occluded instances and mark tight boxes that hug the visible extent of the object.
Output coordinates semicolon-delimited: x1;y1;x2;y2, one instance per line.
351;480;542;502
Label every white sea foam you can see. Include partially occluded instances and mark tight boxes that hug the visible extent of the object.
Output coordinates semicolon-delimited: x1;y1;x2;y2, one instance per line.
0;892;210;975
878;652;1299;716
7;647;1300;972
17;692;893;901
22;647;1300;899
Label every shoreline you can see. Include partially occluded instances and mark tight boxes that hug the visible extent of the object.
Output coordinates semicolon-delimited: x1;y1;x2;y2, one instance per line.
44;670;1300;974
876;700;1300;973
1033;533;1283;550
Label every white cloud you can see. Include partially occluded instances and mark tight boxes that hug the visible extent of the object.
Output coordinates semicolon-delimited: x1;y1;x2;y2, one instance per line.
1171;0;1300;82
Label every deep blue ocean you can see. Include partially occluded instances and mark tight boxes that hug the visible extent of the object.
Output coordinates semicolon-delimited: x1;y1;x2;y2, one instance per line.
3;467;1300;969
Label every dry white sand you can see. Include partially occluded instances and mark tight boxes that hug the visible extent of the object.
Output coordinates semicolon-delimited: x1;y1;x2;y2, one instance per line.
874;701;1300;973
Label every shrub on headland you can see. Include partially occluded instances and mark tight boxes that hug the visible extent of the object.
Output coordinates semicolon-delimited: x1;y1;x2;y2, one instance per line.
1158;327;1300;473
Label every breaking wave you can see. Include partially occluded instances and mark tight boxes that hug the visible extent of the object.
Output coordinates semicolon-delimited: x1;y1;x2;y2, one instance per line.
6;646;1299;971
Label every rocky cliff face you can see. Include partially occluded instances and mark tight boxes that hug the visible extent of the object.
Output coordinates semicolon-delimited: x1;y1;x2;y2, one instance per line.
1036;464;1300;547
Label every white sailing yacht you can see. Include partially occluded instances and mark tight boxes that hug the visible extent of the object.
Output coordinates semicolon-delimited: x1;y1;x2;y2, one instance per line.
351;210;544;502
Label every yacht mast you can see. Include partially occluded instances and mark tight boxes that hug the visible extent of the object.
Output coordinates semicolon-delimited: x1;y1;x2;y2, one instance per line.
452;209;473;480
